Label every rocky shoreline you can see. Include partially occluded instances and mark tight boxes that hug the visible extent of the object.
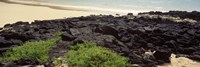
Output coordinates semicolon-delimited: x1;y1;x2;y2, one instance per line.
1;11;200;67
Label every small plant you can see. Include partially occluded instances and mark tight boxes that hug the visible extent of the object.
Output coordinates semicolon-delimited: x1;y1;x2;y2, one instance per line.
3;32;62;63
53;58;63;66
65;41;131;67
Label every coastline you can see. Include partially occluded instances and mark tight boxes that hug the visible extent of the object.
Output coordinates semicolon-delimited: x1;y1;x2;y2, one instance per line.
0;0;144;27
0;0;143;14
0;1;98;27
0;0;90;11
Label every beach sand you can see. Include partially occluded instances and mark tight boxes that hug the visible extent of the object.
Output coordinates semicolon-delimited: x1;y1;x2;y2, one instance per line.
0;1;98;27
0;0;140;28
158;54;200;67
0;1;200;67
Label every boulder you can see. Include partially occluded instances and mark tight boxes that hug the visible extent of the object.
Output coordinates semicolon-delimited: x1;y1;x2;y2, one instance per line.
128;53;144;64
188;55;200;61
143;26;154;32
95;26;118;37
127;13;134;16
187;29;197;35
14;58;39;65
0;36;12;47
179;47;196;54
10;39;23;45
70;27;92;36
1;31;33;42
153;49;171;64
0;28;3;30
3;24;12;28
61;32;75;41
146;43;154;48
13;21;29;26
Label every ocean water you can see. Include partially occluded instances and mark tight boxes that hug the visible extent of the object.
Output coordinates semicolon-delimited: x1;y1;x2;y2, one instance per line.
16;0;200;14
45;0;200;11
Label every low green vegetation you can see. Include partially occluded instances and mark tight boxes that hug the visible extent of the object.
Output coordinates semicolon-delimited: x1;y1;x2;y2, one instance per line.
2;32;131;67
3;32;62;63
65;41;131;67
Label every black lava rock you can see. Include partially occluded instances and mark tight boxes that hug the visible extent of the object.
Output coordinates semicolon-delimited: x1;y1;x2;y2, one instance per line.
0;11;200;66
61;32;75;41
188;55;200;61
153;50;172;64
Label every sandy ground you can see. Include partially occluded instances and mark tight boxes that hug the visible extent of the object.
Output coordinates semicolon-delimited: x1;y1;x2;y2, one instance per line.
158;54;200;67
0;0;140;28
0;2;98;27
0;1;200;67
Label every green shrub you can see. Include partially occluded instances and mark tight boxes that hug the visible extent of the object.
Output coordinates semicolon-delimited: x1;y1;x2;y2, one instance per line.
65;41;131;67
3;32;62;63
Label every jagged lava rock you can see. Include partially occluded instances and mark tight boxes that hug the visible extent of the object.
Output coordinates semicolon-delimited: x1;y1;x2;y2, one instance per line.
0;11;200;66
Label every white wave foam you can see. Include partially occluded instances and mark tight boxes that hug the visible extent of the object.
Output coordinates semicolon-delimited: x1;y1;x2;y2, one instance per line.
2;0;165;15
